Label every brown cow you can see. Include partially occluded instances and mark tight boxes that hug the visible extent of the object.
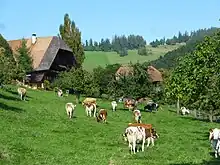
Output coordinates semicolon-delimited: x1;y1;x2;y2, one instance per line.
133;109;142;123
96;109;107;123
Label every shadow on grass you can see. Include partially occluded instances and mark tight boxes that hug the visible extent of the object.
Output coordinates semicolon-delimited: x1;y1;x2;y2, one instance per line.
0;102;24;112
3;88;32;99
169;159;220;165
0;93;20;101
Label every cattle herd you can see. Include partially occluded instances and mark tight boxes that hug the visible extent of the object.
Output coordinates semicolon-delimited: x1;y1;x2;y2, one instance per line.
16;87;220;157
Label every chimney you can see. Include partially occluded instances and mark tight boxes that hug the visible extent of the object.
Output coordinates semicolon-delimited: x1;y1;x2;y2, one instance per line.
31;33;37;44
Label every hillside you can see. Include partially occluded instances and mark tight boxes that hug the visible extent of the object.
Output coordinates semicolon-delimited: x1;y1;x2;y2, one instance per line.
0;86;219;165
83;44;181;71
150;27;219;69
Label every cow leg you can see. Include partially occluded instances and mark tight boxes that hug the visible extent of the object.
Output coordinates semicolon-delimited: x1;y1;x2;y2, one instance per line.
142;138;145;152
128;143;132;154
89;110;92;117
86;109;89;116
151;137;155;146
133;142;136;154
215;150;218;158
69;111;72;119
93;107;96;117
146;138;150;147
66;110;69;117
20;94;23;100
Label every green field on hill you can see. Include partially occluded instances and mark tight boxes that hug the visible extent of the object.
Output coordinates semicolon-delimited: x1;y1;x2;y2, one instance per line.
83;44;182;71
0;86;219;165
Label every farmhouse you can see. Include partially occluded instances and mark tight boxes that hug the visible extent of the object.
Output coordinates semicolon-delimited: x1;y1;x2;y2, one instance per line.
115;65;163;83
8;33;76;87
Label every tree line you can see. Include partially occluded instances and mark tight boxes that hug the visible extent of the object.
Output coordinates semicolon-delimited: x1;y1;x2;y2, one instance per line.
83;35;146;56
149;28;218;47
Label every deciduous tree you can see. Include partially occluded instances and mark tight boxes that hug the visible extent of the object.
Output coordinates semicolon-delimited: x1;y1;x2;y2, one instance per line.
165;31;220;122
59;13;85;68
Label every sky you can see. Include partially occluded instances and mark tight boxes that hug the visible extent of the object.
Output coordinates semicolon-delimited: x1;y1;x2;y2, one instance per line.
0;0;219;43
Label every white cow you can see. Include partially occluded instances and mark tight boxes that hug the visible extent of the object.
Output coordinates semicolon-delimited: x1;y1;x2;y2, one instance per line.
58;89;63;97
209;128;220;158
17;87;27;101
180;107;190;115
111;101;117;111
65;103;76;119
122;126;146;154
85;103;97;117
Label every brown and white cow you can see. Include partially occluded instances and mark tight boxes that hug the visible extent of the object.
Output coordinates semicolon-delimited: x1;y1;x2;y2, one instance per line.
96;109;107;123
84;102;97;117
133;109;142;123
17;87;27;101
124;99;136;111
127;123;159;147
122;126;146;154
65;103;76;119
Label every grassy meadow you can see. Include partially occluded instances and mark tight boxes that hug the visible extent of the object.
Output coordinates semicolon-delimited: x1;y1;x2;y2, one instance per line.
0;86;220;165
83;44;181;71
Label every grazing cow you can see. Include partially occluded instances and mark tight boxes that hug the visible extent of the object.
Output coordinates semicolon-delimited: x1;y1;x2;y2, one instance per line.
96;109;107;123
57;89;63;97
133;109;142;123
124;99;137;111
145;128;159;147
17;87;27;101
84;102;97;117
127;123;159;147
111;101;117;111
144;102;159;112
65;103;76;119
209;128;220;158
180;107;190;115
122;126;146;154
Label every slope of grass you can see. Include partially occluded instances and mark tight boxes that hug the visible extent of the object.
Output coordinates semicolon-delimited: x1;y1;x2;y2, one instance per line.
0;86;219;165
83;44;181;71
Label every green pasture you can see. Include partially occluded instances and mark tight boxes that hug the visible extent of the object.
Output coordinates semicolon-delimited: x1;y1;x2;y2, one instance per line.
83;44;181;71
0;86;219;165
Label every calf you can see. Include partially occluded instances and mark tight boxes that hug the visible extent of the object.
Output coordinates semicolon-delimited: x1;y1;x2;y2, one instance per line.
145;128;159;147
209;128;220;158
65;103;76;119
111;101;117;111
84;102;97;117
122;126;146;154
96;109;107;123
133;109;142;123
17;87;27;101
180;107;190;115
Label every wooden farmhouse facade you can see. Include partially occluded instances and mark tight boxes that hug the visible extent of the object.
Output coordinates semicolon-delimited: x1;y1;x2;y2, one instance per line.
8;34;76;87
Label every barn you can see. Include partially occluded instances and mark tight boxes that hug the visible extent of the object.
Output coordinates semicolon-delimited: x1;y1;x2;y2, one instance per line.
8;33;76;87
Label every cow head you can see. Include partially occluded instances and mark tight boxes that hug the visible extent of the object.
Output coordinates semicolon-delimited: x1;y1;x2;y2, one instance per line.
122;132;128;142
151;128;159;139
